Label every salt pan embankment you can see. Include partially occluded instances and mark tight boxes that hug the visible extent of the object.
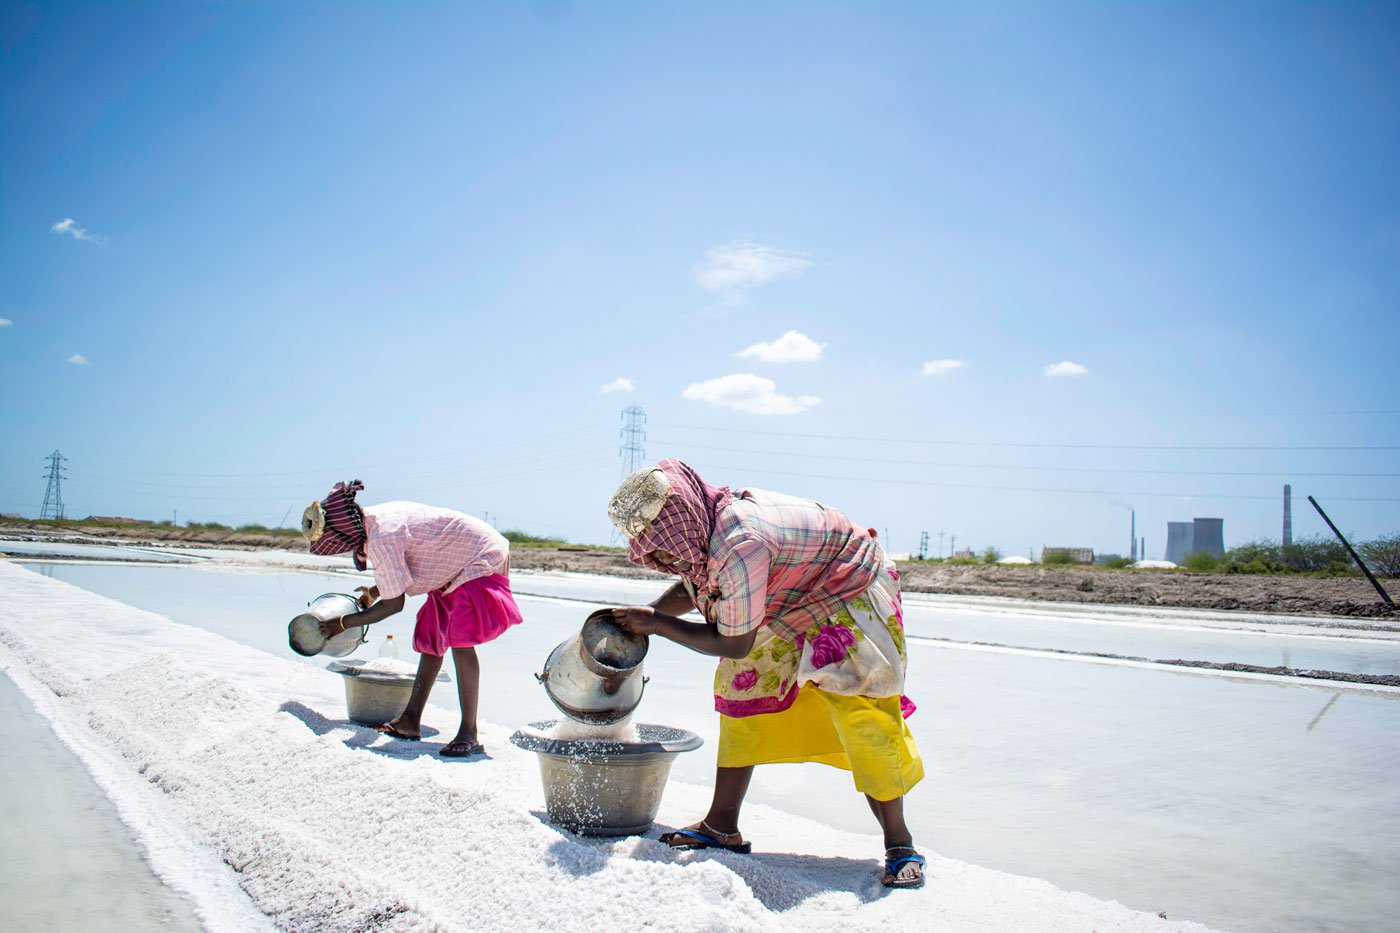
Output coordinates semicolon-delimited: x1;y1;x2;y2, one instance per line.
0;561;1217;932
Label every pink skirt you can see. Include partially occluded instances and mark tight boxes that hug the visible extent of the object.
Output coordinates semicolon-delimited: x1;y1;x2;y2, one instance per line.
413;573;523;656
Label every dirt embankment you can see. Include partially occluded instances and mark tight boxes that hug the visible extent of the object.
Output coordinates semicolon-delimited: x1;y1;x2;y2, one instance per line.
0;521;307;552
5;523;1396;622
892;562;1399;620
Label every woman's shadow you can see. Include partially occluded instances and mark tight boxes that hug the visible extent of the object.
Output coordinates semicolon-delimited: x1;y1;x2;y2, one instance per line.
278;700;477;761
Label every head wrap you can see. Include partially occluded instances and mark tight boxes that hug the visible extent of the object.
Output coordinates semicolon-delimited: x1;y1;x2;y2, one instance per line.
610;459;730;590
302;480;368;570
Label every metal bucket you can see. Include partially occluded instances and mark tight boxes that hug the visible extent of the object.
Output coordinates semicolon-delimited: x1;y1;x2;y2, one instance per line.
326;659;451;725
288;593;367;657
509;721;702;836
536;609;649;725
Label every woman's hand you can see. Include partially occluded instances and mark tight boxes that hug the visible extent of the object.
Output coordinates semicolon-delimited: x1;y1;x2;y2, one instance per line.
611;606;662;636
318;616;349;639
355;585;379;610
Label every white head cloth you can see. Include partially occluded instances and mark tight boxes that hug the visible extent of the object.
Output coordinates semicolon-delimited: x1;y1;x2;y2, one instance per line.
607;467;670;537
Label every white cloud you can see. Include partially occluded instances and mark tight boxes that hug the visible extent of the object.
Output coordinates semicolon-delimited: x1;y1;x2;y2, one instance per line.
691;241;812;298
0;318;11;327
736;330;825;363
921;359;967;377
682;373;820;416
50;218;104;244
68;353;88;365
1044;360;1089;377
600;377;634;394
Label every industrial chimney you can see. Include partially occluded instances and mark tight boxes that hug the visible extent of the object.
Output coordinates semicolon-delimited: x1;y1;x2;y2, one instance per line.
1283;484;1293;548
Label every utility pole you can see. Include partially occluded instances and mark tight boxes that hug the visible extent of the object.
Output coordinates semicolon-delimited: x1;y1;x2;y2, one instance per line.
950;535;956;557
918;531;929;561
40;450;67;520
938;531;945;559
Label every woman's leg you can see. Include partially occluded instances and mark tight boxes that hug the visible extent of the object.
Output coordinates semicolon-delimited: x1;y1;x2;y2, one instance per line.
377;652;445;738
865;794;914;849
701;765;754;835
445;646;480;750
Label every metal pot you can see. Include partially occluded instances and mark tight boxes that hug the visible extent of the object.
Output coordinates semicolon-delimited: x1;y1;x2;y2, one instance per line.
288;593;367;657
510;721;703;836
536;609;649;725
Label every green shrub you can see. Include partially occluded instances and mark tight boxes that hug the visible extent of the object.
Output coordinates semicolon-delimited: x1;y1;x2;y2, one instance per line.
185;521;232;532
1281;537;1351;574
501;529;569;547
1360;534;1400;577
1101;556;1134;569
1183;551;1221;572
1042;549;1078;566
982;546;1002;564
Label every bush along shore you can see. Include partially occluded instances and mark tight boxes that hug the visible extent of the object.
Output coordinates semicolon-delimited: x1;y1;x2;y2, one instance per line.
1;518;1396;620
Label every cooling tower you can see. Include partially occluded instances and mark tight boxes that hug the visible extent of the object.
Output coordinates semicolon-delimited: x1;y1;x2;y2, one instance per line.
1166;522;1194;564
1192;518;1225;559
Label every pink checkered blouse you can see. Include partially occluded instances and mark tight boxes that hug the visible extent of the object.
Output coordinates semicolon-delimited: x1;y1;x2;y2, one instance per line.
362;502;509;600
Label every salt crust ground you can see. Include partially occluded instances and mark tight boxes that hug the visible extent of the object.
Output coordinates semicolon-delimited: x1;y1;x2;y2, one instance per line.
0;561;1218;933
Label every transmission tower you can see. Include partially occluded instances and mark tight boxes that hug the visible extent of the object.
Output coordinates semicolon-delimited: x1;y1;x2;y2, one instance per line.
918;531;929;560
41;450;68;519
619;404;647;477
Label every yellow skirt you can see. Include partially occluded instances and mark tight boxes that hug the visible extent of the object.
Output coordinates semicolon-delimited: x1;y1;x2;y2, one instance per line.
716;685;924;802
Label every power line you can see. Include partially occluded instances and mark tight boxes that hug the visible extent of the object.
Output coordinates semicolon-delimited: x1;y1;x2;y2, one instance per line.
650;422;1400;452
678;460;1400;503
648;440;1399;478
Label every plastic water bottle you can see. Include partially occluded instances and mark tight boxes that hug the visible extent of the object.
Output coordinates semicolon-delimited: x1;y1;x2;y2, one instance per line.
378;634;399;660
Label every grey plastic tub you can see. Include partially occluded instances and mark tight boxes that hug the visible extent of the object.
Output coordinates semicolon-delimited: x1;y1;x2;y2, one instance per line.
510;721;702;836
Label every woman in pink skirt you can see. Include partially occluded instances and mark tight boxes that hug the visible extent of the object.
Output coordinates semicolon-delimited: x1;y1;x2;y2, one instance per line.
302;480;523;757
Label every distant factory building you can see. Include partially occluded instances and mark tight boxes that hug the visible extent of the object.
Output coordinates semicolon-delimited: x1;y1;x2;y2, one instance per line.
1043;547;1095;565
1164;518;1225;563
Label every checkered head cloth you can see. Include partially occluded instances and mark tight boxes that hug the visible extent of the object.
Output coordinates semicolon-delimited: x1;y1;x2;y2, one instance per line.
614;459;730;590
304;480;369;570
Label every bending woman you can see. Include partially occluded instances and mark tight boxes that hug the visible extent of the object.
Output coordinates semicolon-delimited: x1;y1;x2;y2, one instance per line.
608;460;925;889
302;480;523;757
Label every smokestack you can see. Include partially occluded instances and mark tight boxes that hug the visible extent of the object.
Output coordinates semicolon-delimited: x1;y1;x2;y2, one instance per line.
1130;511;1136;561
1283;484;1293;548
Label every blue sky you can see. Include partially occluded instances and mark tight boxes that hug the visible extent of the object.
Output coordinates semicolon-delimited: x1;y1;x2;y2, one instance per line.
2;1;1397;556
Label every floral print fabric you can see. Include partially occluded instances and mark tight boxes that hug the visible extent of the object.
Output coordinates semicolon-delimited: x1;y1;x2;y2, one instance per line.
714;562;911;718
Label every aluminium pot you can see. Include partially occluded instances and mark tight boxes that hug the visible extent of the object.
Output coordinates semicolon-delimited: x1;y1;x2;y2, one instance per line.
288;593;368;658
509;721;702;836
536;609;649;726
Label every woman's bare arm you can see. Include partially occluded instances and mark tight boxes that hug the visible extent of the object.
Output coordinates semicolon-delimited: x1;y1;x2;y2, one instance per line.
611;606;758;659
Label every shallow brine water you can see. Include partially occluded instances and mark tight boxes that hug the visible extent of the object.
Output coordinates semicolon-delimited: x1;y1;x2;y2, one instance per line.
15;557;1400;933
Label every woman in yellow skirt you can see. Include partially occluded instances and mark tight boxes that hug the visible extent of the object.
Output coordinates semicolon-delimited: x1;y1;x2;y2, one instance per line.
608;459;925;889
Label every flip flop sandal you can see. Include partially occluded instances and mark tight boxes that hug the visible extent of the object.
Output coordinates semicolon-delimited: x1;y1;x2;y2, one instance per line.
375;724;420;741
882;846;926;889
659;825;752;854
439;741;485;758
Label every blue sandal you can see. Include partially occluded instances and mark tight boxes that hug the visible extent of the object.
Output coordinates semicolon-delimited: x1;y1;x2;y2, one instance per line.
883;845;926;889
660;822;753;854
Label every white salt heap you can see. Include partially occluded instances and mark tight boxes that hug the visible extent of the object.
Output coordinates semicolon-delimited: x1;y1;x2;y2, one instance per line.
545;716;641;743
0;561;1218;933
355;657;418;677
